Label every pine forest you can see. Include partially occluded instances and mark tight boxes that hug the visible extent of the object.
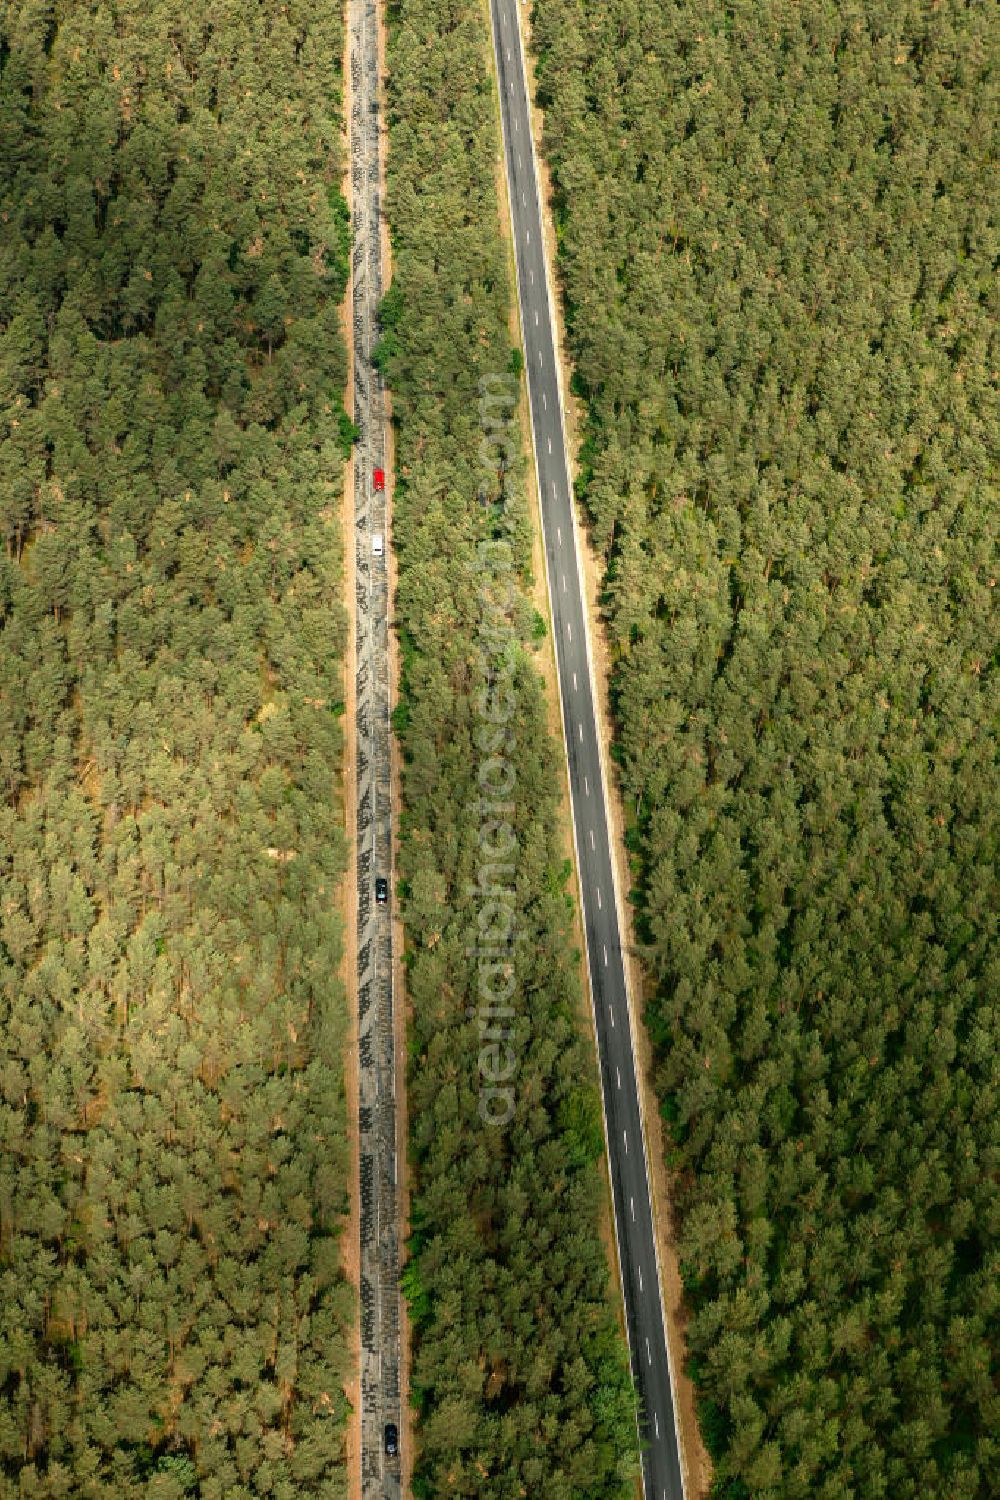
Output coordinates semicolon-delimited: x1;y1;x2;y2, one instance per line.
530;1;998;1495
1;2;354;1494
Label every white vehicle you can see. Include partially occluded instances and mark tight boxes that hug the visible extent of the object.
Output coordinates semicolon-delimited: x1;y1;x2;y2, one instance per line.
372;532;384;558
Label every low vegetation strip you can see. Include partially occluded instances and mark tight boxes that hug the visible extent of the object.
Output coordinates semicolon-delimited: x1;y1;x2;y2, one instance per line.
381;0;638;1494
530;1;998;1497
0;2;353;1494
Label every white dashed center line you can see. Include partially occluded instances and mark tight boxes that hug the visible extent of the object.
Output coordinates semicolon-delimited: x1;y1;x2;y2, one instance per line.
623;1130;628;1155
630;1196;635;1221
584;776;589;794
609;1003;614;1027
654;1413;660;1440
542;390;547;408
603;943;608;965
547;436;551;454
616;1066;621;1089
589;828;594;847
578;722;583;741
646;1338;652;1366
567;621;572;641
638;1264;643;1292
596;886;602;909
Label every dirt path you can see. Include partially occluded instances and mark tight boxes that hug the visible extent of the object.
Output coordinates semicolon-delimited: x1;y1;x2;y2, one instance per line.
516;11;712;1497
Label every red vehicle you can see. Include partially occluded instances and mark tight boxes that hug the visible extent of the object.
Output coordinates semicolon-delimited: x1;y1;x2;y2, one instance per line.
373;467;385;493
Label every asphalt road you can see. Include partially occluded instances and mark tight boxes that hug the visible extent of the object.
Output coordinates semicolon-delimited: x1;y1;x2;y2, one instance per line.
348;0;401;1494
489;4;685;1497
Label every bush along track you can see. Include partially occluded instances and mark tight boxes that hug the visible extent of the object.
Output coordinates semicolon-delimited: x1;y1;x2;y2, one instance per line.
529;1;999;1497
381;0;639;1494
0;1;354;1493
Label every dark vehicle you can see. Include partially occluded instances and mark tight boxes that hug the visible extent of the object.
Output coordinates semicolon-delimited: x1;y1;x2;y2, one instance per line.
373;466;385;492
375;877;389;905
384;1422;398;1458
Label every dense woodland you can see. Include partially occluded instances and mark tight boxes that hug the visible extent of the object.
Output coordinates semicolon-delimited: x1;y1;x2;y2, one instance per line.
530;0;998;1496
0;2;353;1495
381;0;638;1493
